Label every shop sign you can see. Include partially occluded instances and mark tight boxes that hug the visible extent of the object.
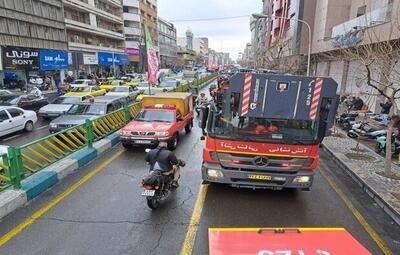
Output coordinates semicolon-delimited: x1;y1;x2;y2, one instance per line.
39;49;68;70
2;47;40;70
98;52;113;65
83;53;98;65
126;48;140;56
114;54;129;65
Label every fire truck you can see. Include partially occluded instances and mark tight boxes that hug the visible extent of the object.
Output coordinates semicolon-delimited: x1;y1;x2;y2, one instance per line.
199;72;338;190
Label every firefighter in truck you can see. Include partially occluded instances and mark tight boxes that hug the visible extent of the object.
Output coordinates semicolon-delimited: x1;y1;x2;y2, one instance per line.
199;72;338;190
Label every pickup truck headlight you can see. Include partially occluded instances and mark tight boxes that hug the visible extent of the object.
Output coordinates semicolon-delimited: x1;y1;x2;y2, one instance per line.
120;130;130;136
155;131;169;136
49;123;57;129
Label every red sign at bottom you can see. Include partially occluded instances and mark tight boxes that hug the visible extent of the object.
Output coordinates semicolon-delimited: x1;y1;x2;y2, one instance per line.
209;228;371;255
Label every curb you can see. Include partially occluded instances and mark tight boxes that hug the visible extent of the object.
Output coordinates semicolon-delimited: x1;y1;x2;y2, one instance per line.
0;132;120;220
321;143;400;226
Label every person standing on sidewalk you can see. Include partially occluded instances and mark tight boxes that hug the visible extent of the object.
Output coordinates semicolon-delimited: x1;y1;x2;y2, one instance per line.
380;100;392;126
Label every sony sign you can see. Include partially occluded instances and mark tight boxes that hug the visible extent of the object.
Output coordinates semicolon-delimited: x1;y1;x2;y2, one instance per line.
2;47;40;70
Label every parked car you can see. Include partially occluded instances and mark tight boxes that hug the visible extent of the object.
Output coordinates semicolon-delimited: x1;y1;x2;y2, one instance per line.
49;96;127;133
65;85;106;97
70;79;97;87
0;106;38;137
99;80;125;92
38;95;86;119
106;86;138;101
157;80;180;91
0;94;49;112
28;75;48;91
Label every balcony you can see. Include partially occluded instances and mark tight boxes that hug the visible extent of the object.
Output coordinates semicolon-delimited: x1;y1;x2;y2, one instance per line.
63;0;123;24
332;4;392;38
65;19;125;41
123;13;141;22
123;0;139;8
124;27;141;36
68;41;125;53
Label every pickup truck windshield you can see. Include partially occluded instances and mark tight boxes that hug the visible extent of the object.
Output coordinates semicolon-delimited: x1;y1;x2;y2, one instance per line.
67;104;105;115
210;114;318;145
136;110;174;122
159;81;177;88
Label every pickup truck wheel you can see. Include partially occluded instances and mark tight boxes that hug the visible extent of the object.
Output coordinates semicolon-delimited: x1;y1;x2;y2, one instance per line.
122;143;131;149
24;121;34;132
185;119;193;134
168;134;179;150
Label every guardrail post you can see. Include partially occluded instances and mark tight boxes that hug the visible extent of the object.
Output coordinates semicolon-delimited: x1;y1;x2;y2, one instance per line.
123;105;131;123
7;147;22;189
84;119;94;148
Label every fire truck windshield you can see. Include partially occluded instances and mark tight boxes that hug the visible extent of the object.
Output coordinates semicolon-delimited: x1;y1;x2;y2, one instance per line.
210;114;319;145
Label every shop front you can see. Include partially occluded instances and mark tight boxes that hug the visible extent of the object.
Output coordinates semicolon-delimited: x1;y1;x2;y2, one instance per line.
126;48;140;73
98;52;129;77
39;49;68;89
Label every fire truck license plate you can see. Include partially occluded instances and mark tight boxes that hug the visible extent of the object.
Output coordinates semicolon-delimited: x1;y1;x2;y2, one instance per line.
248;174;272;181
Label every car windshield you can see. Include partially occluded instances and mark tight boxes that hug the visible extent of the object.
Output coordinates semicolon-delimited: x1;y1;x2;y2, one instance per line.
111;80;123;85
110;87;128;92
53;97;80;104
135;110;174;122
67;104;105;115
210;114;318;145
138;82;149;87
159;81;177;88
71;87;91;92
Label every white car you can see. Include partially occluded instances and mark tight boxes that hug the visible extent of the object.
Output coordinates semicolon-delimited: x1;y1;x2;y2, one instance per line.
0;106;37;137
106;86;137;100
70;79;97;87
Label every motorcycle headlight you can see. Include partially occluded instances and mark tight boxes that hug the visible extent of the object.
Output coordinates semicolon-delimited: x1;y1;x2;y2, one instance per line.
155;131;169;137
50;123;57;129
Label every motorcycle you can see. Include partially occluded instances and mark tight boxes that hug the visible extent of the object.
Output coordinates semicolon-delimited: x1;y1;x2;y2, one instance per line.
375;134;400;156
195;100;208;116
141;152;186;209
347;122;387;139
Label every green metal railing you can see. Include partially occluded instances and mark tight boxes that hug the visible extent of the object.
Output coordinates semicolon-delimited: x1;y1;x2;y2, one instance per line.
0;73;217;191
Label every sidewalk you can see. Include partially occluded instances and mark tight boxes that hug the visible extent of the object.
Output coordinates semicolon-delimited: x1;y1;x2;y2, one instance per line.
322;133;400;225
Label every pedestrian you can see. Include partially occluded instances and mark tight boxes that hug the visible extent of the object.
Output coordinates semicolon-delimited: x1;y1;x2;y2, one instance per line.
380;100;392;125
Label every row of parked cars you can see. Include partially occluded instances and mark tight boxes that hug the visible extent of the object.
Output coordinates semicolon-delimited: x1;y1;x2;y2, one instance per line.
0;72;195;138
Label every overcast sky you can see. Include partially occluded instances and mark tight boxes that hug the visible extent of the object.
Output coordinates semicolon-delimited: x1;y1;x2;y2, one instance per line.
158;0;263;60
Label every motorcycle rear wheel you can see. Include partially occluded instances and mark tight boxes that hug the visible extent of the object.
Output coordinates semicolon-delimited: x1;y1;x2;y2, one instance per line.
375;143;383;153
146;197;160;209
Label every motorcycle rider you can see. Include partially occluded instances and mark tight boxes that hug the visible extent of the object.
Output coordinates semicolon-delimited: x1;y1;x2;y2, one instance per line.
196;92;208;104
145;141;180;187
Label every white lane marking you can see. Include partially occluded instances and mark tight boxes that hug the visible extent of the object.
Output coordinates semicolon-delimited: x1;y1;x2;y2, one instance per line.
1;134;21;141
36;125;49;130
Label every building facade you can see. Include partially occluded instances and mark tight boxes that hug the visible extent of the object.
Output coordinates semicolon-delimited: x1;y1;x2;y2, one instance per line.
158;17;177;68
0;0;68;88
123;0;141;69
63;0;128;77
312;0;399;112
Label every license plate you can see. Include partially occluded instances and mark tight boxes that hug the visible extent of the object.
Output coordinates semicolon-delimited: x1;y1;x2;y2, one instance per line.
141;189;155;197
135;140;152;144
248;174;272;181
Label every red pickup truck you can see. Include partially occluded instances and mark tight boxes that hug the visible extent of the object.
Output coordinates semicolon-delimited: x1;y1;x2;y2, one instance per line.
120;92;194;150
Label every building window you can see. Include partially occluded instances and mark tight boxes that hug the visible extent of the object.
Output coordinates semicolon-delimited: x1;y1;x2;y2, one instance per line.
357;5;366;17
123;6;129;12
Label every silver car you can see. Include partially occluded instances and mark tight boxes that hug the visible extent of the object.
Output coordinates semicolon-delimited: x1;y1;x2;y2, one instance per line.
38;96;86;119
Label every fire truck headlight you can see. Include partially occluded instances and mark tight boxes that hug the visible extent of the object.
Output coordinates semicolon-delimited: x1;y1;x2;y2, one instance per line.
293;176;311;183
207;169;223;178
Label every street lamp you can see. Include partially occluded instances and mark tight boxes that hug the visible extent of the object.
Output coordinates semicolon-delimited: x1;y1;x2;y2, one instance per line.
252;13;312;76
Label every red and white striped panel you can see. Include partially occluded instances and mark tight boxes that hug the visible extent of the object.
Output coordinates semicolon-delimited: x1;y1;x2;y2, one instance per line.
241;73;253;116
309;77;324;120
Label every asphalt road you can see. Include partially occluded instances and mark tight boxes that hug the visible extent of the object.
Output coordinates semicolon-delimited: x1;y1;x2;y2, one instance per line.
0;85;399;254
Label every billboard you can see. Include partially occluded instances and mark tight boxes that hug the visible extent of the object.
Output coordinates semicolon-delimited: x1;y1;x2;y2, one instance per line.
2;47;40;70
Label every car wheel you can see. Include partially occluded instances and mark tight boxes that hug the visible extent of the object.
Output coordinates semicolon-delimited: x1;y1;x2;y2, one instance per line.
168;134;179;150
24;121;34;132
185;119;193;134
122;143;131;149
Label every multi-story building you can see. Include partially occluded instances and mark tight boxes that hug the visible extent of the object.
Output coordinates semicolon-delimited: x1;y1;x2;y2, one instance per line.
177;29;194;51
158;17;177;68
260;0;317;73
63;0;128;76
312;0;399;112
0;0;68;88
123;0;141;70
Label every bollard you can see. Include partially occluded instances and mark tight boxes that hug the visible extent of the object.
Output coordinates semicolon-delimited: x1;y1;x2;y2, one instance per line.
84;119;94;148
7;147;22;189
